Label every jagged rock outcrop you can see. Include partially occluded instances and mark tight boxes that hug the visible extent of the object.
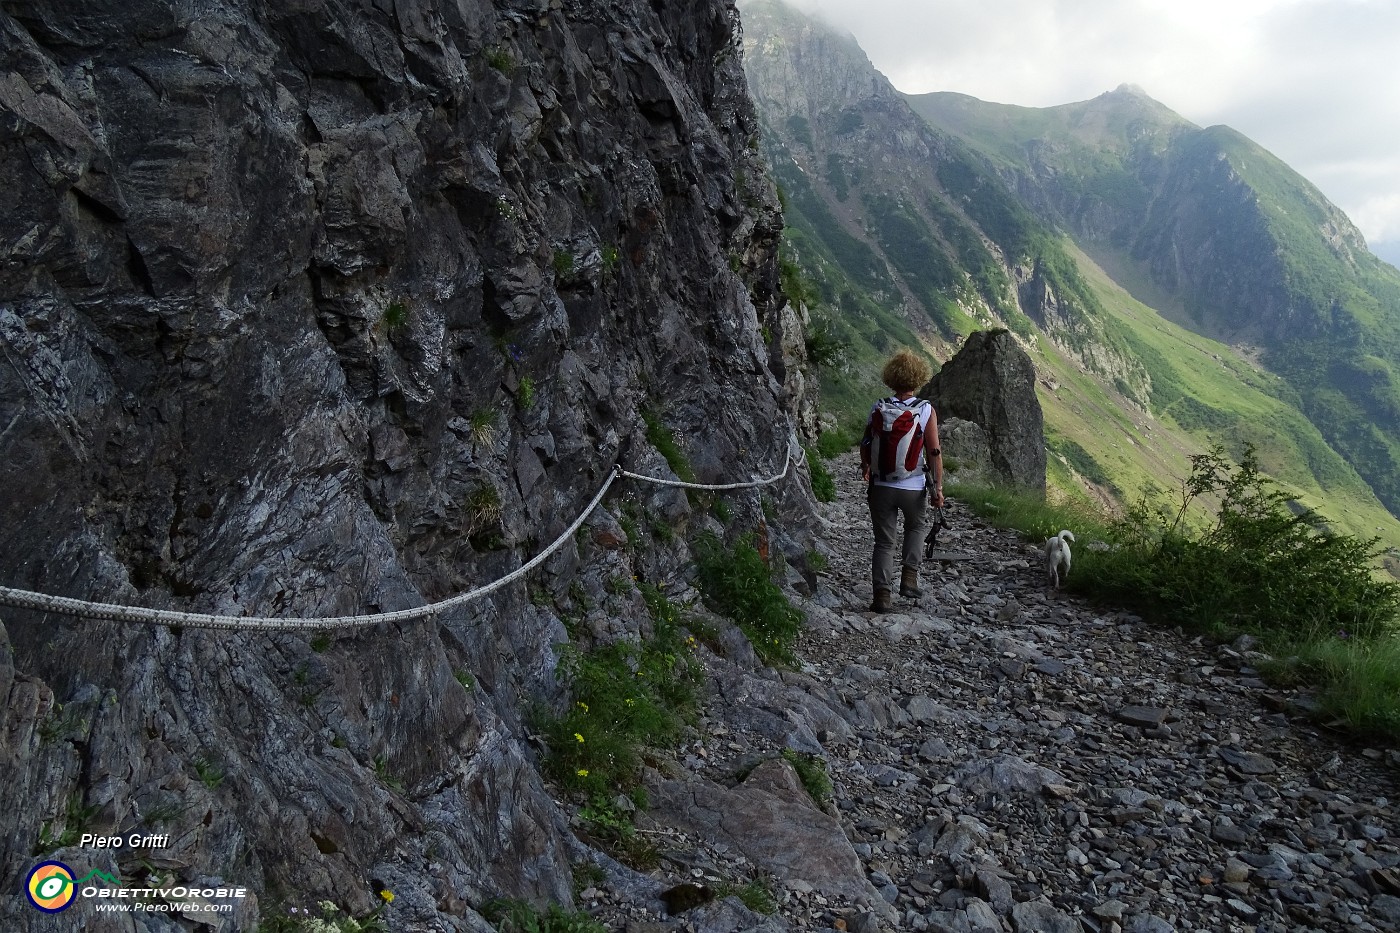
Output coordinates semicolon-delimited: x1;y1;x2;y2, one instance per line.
0;0;821;928
923;330;1046;493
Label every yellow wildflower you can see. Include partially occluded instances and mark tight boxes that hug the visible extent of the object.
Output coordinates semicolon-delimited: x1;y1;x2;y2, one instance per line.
576;768;590;777
379;890;395;904
575;733;585;743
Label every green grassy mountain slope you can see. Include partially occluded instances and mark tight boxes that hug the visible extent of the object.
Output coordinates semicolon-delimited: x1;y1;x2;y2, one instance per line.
740;0;1400;552
910;87;1400;523
741;0;1149;437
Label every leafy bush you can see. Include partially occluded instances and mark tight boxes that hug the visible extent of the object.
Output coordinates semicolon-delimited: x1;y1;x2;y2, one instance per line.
804;446;836;502
1088;445;1400;641
483;900;607;933
642;412;696;484
780;749;832;807
693;533;804;666
539;585;701;797
815;423;860;459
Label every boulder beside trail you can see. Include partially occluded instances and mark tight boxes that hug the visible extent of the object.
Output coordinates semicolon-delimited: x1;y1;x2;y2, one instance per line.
923;329;1046;494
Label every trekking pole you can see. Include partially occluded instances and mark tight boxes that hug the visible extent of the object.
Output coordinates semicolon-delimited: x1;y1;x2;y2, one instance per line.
924;506;948;559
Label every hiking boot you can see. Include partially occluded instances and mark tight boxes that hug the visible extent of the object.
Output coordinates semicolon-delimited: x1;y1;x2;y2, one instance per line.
900;567;922;599
869;588;892;613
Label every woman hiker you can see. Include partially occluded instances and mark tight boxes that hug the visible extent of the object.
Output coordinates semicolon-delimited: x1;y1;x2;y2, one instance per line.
859;349;944;613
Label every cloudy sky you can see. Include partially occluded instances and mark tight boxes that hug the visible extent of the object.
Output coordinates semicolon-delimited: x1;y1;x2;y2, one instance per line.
777;0;1400;263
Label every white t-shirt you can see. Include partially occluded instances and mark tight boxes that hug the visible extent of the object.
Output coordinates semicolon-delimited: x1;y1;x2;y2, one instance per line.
870;398;933;490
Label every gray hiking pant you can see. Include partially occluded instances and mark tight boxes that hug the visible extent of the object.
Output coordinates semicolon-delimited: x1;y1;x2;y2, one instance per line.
868;483;928;593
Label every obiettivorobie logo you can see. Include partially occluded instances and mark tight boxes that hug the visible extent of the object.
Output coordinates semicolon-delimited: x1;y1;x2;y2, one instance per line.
23;860;246;916
24;861;109;913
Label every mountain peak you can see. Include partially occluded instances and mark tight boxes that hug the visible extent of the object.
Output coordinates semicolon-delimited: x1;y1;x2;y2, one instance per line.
1110;83;1152;98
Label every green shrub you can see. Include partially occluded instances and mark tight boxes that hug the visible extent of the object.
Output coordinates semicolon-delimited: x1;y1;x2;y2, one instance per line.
804;446;836;502
815;424;860;459
539;585;701;797
642;412;696;483
780;748;832;807
484;47;515;74
381;300;408;330
482;900;606;933
1087;445;1400;641
693;533;804;666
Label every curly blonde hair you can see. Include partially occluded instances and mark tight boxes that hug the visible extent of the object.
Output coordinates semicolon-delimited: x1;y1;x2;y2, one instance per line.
881;349;931;393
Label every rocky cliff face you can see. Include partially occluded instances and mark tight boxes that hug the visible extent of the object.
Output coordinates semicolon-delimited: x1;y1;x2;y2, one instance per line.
0;0;819;927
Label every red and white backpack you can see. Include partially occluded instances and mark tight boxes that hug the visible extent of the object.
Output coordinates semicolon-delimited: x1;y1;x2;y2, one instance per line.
868;397;930;482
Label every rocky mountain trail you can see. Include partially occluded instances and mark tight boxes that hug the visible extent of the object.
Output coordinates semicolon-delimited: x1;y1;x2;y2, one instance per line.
583;451;1400;933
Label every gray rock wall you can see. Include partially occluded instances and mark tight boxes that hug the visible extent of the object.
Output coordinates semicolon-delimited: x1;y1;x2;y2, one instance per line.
0;0;817;927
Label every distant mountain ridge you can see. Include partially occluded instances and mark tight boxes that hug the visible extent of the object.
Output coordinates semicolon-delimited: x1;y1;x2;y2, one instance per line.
740;0;1400;548
905;82;1400;518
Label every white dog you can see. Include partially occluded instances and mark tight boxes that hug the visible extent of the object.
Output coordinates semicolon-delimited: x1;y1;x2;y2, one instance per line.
1044;530;1075;588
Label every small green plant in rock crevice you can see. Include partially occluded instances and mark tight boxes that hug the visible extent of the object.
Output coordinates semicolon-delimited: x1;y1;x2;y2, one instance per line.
642;411;696;484
552;249;575;278
803;445;836;502
780;748;833;808
517;376;536;410
194;753;225;790
483;899;606;933
601;244;620;273
38;703;87;743
381;300;409;331
484;46;515;75
693;532;804;667
372;754;404;792
465;483;504;546
34;792;99;855
469;408;498;447
537;584;701;866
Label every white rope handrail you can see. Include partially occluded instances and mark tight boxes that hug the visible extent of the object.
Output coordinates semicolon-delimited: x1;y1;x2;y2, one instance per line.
617;441;803;490
0;441;804;632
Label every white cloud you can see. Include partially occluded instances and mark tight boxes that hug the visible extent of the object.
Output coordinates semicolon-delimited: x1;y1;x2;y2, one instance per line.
770;0;1400;246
